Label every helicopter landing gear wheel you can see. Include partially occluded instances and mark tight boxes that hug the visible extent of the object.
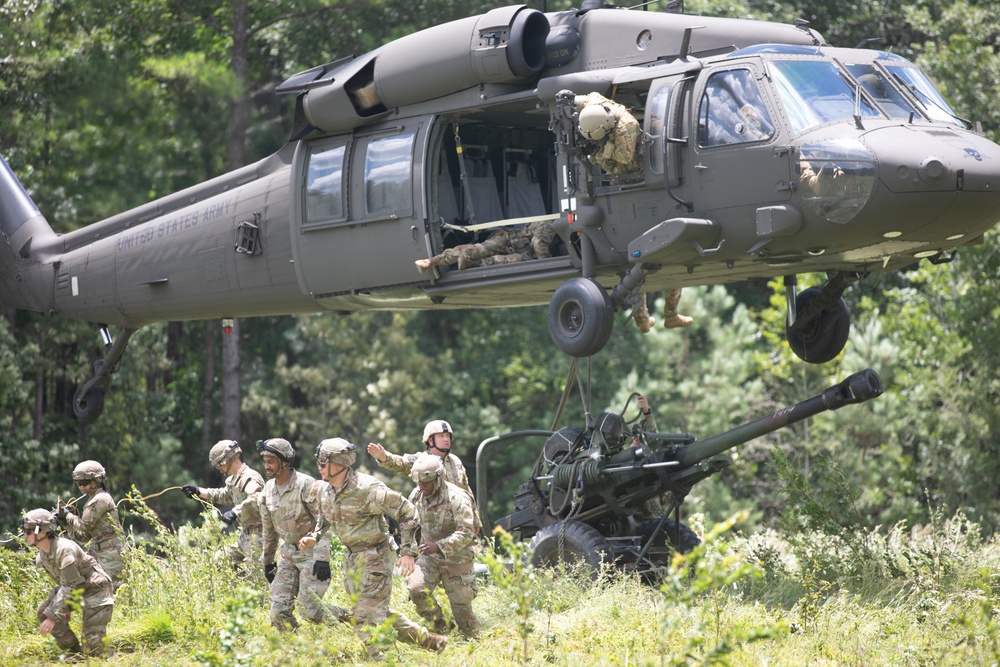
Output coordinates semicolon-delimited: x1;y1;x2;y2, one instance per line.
548;277;614;358
529;520;610;572
786;286;851;364
73;385;105;424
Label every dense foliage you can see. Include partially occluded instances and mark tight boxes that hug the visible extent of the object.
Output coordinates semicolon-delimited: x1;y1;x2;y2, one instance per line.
1;0;999;556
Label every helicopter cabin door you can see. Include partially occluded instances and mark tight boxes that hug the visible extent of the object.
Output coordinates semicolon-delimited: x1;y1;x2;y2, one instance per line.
687;64;792;210
290;122;427;298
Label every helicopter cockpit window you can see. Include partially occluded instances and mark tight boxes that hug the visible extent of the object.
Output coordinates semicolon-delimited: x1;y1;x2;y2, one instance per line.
305;143;346;224
364;133;415;216
697;69;775;148
883;62;963;126
844;64;919;120
769;60;879;134
646;83;671;174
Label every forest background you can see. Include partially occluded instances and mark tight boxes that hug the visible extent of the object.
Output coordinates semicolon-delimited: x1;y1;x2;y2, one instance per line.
1;0;999;547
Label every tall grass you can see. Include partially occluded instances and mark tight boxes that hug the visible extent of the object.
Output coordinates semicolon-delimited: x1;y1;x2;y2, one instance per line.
2;494;998;666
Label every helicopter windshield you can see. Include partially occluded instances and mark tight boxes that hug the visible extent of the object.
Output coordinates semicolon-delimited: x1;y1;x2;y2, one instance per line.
768;60;880;134
884;63;963;126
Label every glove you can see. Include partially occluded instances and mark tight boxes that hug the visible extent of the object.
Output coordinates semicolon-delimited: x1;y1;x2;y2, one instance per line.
313;560;331;582
264;562;277;583
220;510;237;526
181;484;200;499
54;506;69;527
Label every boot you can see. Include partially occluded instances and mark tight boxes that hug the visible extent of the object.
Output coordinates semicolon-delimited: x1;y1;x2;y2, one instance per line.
662;312;693;329
421;632;448;653
633;300;654;334
415;258;433;272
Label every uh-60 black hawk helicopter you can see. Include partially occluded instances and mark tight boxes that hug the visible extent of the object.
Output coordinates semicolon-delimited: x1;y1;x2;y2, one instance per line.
2;0;1000;424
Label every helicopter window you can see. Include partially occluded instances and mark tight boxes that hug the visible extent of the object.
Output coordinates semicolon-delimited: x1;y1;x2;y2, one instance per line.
884;65;963;126
768;60;879;134
364;132;415;216
646;83;671;175
697;69;775;148
844;64;920;120
305;143;346;224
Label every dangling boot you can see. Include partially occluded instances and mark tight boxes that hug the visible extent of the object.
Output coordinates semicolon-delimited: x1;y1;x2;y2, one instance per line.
662;311;693;328
456;255;481;270
633;297;654;334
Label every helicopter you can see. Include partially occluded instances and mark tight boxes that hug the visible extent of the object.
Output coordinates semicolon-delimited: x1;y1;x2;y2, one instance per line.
2;0;1000;424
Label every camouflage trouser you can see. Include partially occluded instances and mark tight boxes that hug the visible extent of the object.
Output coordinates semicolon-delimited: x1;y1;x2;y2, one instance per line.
269;547;331;631
407;556;479;636
90;544;125;591
635;288;685;330
38;587;114;656
344;540;430;658
214;527;262;571
431;220;555;268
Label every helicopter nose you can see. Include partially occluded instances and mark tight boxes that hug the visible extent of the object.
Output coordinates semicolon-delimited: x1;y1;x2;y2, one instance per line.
863;124;1000;195
860;125;1000;243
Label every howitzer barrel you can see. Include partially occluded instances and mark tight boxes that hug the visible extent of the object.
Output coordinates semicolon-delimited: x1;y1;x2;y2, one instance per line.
674;368;882;469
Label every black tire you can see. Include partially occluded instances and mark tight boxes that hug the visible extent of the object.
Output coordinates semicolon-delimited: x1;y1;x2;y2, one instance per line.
547;277;614;358
785;286;851;364
637;518;701;554
73;385;105;424
528;520;610;571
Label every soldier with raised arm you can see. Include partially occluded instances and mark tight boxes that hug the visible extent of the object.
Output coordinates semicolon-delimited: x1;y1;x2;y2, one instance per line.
367;419;482;536
300;438;447;660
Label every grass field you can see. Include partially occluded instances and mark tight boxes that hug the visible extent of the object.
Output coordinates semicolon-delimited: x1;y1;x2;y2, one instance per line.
2;502;998;666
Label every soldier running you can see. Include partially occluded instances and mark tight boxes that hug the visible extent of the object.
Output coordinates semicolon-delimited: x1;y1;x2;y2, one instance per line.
21;508;114;659
403;454;480;637
257;437;336;631
300;438;447;660
182;439;264;570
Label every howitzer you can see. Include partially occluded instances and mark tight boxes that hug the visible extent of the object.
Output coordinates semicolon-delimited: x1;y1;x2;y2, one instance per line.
477;368;883;574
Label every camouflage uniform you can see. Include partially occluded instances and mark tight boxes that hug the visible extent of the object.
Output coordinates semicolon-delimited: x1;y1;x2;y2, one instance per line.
633;288;692;332
308;468;439;659
202;464;264;566
376;450;482;535
421;219;554;270
576;91;643;175
64;490;126;589
405;480;479;636
35;534;114;657
260;469;332;630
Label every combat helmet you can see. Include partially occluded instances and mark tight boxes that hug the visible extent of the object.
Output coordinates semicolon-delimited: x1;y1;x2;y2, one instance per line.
209;439;242;467
256;437;294;462
410;454;445;483
314;438;357;468
20;508;58;536
72;460;107;482
578;102;619;141
422;420;453;446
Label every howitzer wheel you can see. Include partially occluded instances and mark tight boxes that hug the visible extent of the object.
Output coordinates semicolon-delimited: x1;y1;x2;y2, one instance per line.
528;520;610;573
637;518;701;555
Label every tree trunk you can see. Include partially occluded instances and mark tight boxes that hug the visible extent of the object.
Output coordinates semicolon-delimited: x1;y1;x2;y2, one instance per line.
202;320;218;464
218;0;250;445
222;319;242;442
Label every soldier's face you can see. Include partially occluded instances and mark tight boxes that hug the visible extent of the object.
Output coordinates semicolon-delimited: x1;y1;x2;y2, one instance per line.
429;433;451;454
318;459;348;485
262;453;281;478
418;478;439;496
